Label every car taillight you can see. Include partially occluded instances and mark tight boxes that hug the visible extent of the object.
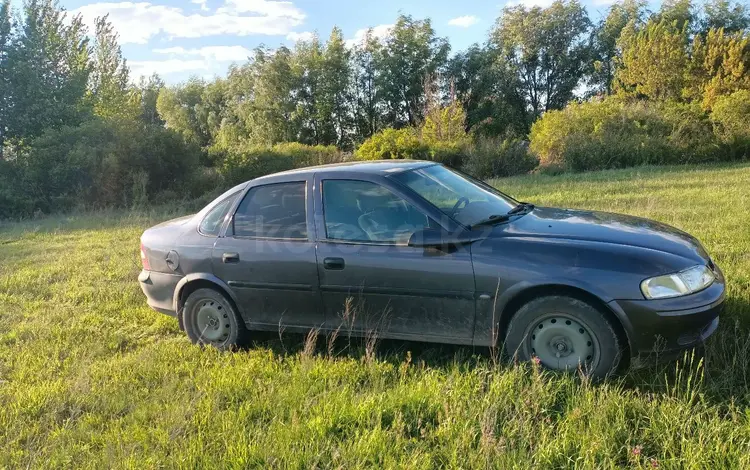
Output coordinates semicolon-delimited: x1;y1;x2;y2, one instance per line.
140;243;151;271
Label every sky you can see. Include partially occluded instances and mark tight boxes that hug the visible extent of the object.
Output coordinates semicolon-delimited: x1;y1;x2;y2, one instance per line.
42;0;638;83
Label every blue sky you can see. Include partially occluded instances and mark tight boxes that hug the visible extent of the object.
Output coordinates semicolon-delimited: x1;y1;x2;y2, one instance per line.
48;0;638;83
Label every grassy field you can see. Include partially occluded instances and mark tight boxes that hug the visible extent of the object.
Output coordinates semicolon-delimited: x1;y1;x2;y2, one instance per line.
1;164;750;469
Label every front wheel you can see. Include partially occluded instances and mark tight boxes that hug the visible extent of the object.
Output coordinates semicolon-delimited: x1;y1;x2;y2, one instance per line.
182;288;248;351
504;296;623;378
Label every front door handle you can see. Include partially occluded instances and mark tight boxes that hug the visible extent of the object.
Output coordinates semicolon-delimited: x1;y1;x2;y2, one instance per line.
323;257;345;270
222;252;240;264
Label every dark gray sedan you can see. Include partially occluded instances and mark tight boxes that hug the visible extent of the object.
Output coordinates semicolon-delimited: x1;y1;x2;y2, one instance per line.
139;161;724;377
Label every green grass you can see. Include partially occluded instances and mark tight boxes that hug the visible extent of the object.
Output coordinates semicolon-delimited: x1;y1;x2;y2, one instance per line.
1;164;750;468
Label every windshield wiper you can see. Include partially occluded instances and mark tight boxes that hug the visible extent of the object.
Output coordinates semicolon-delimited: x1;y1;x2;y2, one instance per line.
471;203;535;229
508;202;535;215
471;214;512;228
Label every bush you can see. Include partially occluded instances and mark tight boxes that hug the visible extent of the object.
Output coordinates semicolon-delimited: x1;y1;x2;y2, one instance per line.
711;90;750;160
463;136;538;179
2;118;201;216
355;128;430;161
219;142;348;185
529;97;721;172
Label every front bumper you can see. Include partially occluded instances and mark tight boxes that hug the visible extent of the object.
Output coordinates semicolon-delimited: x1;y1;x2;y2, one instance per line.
138;270;181;317
609;273;725;367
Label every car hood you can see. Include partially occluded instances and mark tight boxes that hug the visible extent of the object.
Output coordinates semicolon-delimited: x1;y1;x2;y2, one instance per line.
494;207;710;264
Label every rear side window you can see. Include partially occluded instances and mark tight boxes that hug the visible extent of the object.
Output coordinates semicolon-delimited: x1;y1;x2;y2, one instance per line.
199;192;240;236
233;182;308;239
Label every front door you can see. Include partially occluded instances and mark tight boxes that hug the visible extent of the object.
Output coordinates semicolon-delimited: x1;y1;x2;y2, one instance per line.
314;177;476;343
212;180;324;330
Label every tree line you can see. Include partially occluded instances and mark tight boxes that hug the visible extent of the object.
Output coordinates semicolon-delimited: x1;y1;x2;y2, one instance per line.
0;0;749;217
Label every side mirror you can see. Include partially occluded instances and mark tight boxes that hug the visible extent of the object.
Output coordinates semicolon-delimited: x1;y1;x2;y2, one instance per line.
407;228;483;248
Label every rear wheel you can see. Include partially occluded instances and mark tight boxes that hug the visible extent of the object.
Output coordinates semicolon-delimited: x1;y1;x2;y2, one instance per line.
504;296;622;378
183;288;248;350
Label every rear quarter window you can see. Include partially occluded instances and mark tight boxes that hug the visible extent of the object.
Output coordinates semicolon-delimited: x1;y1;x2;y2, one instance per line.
199;192;240;236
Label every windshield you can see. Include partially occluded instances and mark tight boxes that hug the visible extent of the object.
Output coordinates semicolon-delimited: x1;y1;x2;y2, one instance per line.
392;165;518;227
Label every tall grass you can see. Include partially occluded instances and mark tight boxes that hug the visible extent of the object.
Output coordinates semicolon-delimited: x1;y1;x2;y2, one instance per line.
1;164;749;468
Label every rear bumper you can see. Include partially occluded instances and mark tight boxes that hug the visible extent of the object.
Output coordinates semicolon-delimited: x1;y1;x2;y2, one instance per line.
609;276;725;367
138;270;181;317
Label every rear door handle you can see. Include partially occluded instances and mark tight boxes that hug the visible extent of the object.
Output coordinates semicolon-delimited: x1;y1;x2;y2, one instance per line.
323;257;345;270
222;252;240;264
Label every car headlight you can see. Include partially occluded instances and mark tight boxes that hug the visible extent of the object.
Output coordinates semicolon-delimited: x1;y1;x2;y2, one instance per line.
641;265;715;300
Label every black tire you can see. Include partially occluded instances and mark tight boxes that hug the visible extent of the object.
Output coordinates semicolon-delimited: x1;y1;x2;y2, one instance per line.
504;296;623;378
182;288;249;351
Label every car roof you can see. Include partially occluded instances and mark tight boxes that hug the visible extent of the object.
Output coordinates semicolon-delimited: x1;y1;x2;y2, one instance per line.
252;160;437;182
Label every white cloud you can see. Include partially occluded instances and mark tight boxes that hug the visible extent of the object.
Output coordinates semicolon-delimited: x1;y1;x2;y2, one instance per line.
129;59;211;78
345;24;393;48
130;45;252;80
448;15;479;27
504;0;554;8
153;45;253;62
286;31;314;42
191;0;209;11
72;0;306;44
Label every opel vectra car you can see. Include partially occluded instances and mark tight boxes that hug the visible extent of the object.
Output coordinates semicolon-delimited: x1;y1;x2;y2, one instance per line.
139;161;724;377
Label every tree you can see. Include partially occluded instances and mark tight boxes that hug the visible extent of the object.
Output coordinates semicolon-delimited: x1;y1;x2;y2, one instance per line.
492;0;592;118
615;19;689;101
0;0;11;159
243;46;300;145
156;78;211;148
292;34;325;145
657;0;696;32
589;0;647;95
701;0;750;34
686;27;750;109
136;74;165;126
321;27;353;148
352;29;383;142
5;0;91;148
446;44;529;136
89;15;136;120
375;15;450;127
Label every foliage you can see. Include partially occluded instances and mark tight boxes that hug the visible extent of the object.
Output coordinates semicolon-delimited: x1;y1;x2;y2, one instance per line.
10;118;200;214
711;89;750;158
156;78;214;149
529;97;724;171
89;15;138;120
376;16;450;127
355;127;429;161
491;0;592;117
2;0;91;150
421;100;468;145
219;142;347;185
446;45;529;136
702;0;750;34
616;19;690;101
589;0;647;95
462;136;539;179
686;27;750;109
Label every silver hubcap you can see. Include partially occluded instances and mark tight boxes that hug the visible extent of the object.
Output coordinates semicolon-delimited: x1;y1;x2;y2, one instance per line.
195;300;231;343
529;315;596;371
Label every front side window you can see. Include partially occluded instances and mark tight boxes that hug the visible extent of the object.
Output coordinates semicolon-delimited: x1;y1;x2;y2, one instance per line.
322;180;430;244
233;182;308;239
199;192;240;236
392;164;517;227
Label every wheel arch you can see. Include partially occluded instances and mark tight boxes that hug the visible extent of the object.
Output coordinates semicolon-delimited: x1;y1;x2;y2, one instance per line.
173;274;244;326
496;283;634;366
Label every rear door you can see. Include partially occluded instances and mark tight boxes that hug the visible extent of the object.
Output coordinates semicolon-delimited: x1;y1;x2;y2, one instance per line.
313;175;476;343
212;178;324;330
